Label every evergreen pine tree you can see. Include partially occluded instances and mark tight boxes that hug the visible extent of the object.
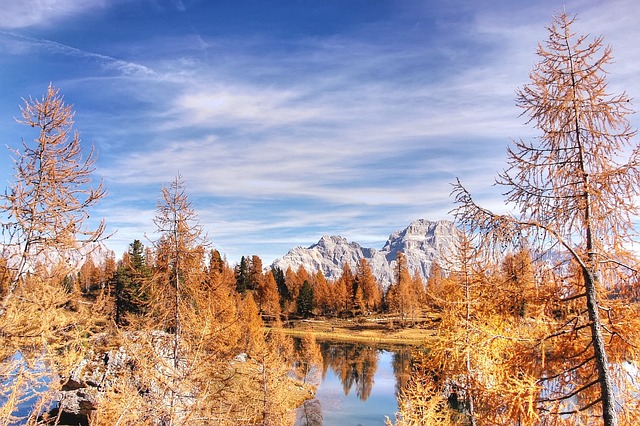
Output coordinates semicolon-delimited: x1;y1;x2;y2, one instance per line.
113;239;151;325
296;280;314;318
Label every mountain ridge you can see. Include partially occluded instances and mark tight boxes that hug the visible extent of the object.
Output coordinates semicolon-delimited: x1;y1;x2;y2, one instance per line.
271;219;457;288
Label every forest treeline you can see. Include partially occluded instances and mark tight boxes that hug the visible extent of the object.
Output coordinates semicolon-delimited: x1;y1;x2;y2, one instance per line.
61;237;544;328
107;245;431;325
2;10;640;426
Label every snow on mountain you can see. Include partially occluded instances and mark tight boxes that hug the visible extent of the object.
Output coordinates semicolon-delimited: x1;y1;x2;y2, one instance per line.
271;219;458;288
3;241;114;273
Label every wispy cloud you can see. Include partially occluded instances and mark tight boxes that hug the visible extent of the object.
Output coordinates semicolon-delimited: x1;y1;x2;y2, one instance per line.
3;1;638;264
0;31;155;77
82;9;542;260
0;0;112;29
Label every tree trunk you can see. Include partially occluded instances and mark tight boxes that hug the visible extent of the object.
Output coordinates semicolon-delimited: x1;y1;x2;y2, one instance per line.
584;269;618;426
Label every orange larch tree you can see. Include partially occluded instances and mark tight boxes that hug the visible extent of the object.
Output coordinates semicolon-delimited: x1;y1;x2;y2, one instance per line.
452;12;640;426
0;85;106;315
386;252;412;323
355;258;381;313
258;270;282;321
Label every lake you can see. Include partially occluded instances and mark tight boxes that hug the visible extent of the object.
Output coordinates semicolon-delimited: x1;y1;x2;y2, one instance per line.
4;342;414;425
294;342;412;426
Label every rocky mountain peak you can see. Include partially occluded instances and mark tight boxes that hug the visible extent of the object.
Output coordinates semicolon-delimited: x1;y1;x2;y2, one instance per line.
272;219;457;288
315;235;350;248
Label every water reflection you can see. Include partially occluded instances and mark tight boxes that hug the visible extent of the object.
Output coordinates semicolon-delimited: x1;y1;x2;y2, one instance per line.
391;350;412;397
0;351;53;423
295;342;413;426
296;398;323;426
320;342;379;400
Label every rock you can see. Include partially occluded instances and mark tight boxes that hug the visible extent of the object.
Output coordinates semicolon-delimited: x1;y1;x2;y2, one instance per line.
234;353;248;362
57;387;97;417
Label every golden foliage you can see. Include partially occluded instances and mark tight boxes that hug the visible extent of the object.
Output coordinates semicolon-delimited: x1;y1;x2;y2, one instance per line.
447;11;640;426
0;271;108;425
1;85;106;315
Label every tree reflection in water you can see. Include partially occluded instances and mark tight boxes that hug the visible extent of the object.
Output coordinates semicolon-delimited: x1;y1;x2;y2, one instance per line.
319;341;380;400
295;341;413;426
391;349;412;396
296;398;323;426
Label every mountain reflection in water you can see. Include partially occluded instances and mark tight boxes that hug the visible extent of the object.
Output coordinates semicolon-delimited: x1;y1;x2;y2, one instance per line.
295;342;412;426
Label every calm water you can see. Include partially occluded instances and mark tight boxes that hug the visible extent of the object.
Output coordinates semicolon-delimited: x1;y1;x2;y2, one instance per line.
5;344;412;425
1;352;52;423
292;343;640;425
294;342;412;426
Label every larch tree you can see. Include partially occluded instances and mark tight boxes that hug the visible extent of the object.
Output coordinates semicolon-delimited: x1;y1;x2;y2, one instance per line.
0;85;106;316
355;258;380;312
499;248;537;318
208;249;226;277
396;234;481;426
312;270;331;315
150;174;209;423
258;270;281;321
353;283;365;315
152;174;208;335
446;235;480;426
335;263;354;314
202;248;241;350
425;261;446;311
250;254;264;291
393;233;545;426
452;12;640;425
284;266;302;314
409;270;425;323
0;86;107;424
386;252;412;323
238;292;265;356
77;254;97;294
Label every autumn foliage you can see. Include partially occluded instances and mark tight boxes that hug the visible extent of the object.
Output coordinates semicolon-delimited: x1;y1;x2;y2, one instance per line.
3;9;640;426
394;11;640;426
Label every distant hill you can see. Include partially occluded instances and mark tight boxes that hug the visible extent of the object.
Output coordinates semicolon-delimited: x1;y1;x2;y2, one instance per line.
271;219;458;288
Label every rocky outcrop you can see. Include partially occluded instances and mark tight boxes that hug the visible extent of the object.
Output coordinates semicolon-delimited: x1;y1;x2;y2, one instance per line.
43;332;185;425
272;219;458;288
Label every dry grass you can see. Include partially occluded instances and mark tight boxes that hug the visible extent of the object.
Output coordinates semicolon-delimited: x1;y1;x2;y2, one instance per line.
269;314;438;348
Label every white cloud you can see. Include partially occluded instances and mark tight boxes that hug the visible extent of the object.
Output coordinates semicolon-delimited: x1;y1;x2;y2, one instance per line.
176;86;327;129
0;0;111;29
84;11;529;264
8;0;638;264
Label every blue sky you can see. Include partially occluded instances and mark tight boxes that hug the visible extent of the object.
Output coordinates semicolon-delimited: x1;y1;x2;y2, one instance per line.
1;0;639;265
